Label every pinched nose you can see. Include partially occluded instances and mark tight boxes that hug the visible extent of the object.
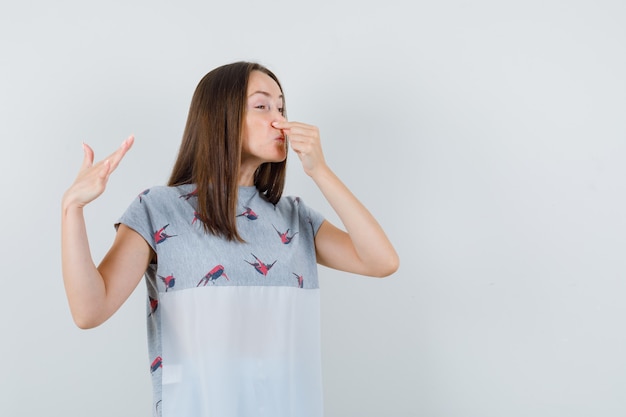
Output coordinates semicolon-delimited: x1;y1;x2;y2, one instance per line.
273;110;287;122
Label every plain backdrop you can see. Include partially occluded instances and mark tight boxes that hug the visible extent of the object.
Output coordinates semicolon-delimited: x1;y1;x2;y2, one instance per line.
1;0;625;416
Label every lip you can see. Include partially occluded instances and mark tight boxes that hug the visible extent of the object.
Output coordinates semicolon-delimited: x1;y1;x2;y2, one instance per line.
275;136;285;142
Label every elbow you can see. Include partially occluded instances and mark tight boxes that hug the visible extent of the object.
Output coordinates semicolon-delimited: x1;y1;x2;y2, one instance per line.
66;296;109;329
73;316;98;330
372;253;400;278
71;311;104;330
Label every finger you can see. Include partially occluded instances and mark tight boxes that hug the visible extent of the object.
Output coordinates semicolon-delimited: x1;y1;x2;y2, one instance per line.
287;131;319;149
272;121;311;132
272;121;315;132
99;159;112;180
288;138;314;156
81;142;95;169
102;135;135;173
123;134;135;150
285;127;319;142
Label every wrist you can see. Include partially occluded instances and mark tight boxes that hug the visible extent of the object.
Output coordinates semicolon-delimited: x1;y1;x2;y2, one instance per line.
309;164;334;184
61;192;85;215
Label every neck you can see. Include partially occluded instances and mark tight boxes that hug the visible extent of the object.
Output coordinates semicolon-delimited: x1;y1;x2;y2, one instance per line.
238;159;261;186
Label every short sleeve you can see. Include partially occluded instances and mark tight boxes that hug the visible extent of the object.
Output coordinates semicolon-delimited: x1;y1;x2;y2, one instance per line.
116;188;157;252
290;196;325;236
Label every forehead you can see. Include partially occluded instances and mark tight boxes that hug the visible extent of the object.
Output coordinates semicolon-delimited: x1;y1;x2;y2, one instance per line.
247;70;282;98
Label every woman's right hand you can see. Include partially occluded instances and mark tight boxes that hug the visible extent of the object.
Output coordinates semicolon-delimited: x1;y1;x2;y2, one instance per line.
63;135;134;210
61;135;147;329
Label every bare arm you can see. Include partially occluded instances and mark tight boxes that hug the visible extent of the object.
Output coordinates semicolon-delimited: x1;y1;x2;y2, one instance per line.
273;121;399;277
61;136;151;328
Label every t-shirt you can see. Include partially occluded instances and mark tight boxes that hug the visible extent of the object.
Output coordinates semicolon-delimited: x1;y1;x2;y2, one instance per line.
118;184;325;417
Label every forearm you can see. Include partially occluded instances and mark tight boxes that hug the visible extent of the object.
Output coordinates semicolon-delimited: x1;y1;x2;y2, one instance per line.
60;136;137;328
311;166;399;275
61;203;107;328
274;120;398;276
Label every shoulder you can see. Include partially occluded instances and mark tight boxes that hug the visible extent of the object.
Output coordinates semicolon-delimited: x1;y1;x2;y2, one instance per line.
273;195;305;214
276;195;325;231
133;184;196;204
121;185;195;222
277;195;303;208
119;185;197;245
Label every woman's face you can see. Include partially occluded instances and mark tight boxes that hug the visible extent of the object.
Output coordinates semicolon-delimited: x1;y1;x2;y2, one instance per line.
241;70;287;166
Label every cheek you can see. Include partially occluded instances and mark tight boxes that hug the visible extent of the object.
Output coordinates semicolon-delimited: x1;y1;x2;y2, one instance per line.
249;120;270;137
244;117;258;134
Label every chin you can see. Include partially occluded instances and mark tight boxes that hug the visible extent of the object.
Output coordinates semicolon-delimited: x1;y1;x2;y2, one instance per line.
269;150;287;163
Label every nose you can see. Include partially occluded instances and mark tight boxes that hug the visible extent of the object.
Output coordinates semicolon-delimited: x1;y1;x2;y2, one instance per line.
273;110;286;122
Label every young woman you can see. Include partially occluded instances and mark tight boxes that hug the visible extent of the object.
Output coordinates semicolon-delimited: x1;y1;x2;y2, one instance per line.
62;62;399;417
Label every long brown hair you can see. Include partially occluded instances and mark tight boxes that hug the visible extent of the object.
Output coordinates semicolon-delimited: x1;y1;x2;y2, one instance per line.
168;62;287;241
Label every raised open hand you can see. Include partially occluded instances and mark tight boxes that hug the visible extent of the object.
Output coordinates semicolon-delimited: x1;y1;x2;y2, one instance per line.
63;135;134;210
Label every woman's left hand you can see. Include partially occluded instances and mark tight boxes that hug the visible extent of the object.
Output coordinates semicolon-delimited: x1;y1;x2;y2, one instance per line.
273;122;398;278
272;121;327;177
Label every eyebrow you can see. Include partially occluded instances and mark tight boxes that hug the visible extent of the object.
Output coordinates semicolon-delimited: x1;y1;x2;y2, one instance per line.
248;90;283;100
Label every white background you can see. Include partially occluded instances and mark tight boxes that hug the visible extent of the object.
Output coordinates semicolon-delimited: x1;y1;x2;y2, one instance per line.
1;0;625;416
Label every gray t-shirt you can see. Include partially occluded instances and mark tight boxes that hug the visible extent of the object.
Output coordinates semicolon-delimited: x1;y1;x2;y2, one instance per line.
118;184;325;417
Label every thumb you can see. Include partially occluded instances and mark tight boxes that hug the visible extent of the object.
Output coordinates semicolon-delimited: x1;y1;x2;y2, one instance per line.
81;142;95;169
